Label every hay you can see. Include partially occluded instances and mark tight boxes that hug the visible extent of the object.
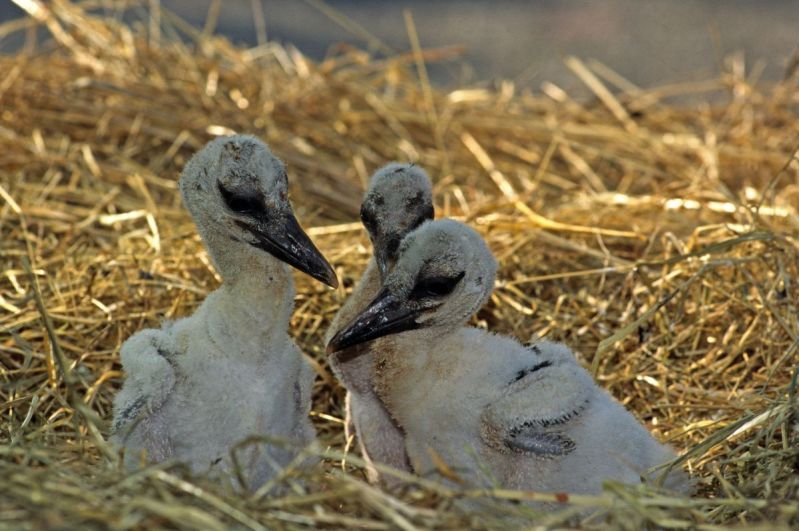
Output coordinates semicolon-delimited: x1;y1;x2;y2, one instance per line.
1;1;798;528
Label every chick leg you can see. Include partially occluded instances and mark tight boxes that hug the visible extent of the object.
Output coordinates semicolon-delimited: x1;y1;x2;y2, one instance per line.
349;390;411;486
331;352;411;486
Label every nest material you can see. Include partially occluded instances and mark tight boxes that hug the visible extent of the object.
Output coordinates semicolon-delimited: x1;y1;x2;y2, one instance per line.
1;2;798;529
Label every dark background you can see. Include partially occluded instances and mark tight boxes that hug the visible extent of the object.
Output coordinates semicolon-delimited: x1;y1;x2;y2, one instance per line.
2;0;797;90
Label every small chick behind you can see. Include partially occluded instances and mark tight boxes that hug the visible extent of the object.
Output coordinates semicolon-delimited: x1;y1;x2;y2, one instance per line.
326;162;434;485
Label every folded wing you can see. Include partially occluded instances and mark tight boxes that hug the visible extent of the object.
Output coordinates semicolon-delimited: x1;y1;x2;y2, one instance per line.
111;329;176;437
480;350;594;457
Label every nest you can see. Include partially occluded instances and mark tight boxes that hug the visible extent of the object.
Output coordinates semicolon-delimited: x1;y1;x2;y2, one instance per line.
1;2;798;529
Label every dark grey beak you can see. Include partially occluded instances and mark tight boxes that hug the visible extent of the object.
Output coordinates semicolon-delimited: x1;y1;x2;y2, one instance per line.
326;289;423;355
374;236;401;280
236;212;338;288
372;205;434;280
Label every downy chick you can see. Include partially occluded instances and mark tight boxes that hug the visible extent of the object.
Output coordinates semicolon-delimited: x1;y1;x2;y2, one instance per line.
328;219;686;494
326;162;434;484
112;135;337;490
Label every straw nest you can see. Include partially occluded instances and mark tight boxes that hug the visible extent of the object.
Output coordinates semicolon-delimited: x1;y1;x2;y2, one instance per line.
1;2;798;529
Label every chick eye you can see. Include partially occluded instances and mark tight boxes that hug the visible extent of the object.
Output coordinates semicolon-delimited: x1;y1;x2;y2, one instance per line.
218;182;264;215
360;206;376;229
410;271;465;299
410;205;434;230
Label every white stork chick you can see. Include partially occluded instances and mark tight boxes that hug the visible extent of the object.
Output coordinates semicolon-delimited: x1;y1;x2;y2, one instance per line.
326;162;434;484
111;135;337;490
328;219;686;494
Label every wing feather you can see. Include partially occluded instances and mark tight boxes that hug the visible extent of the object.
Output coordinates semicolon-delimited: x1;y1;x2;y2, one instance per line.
481;347;595;457
111;329;176;437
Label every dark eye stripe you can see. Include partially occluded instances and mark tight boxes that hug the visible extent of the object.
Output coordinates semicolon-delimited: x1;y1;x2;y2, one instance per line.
410;270;465;300
218;182;264;215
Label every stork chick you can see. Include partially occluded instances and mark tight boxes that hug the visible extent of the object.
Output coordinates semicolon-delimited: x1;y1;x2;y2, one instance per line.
328;219;686;494
112;135;337;490
326;163;434;484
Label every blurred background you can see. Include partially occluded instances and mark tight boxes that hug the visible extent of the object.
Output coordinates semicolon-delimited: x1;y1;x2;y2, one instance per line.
1;0;797;92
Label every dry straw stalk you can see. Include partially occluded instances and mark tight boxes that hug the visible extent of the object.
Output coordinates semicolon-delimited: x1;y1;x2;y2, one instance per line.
1;1;798;529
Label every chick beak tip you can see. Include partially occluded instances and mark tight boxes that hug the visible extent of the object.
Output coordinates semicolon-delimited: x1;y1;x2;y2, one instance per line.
326;271;339;289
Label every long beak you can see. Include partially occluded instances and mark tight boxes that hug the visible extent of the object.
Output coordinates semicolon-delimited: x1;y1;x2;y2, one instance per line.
374;244;396;280
236;213;338;288
326;289;422;354
373;208;434;279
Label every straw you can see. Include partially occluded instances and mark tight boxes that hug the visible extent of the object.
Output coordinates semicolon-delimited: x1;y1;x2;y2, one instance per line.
1;1;797;528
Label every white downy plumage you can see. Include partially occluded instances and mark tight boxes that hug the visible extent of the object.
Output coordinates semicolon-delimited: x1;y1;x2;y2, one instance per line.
111;135;337;490
326;162;434;484
328;219;687;494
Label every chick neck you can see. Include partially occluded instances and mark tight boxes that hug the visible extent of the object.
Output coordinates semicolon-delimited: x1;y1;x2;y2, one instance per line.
200;224;295;350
